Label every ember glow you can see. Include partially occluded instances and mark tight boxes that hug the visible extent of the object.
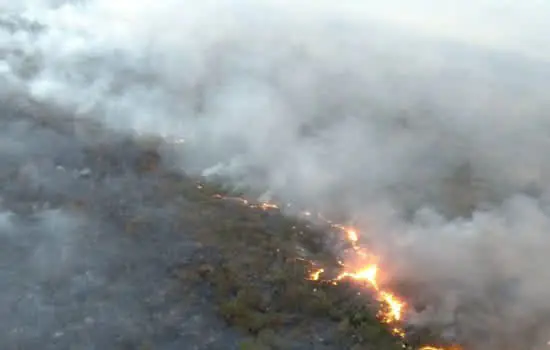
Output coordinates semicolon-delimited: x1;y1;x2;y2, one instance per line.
210;192;462;350
308;268;325;281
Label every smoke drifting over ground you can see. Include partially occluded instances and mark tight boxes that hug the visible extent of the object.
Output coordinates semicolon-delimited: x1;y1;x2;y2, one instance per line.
3;1;550;348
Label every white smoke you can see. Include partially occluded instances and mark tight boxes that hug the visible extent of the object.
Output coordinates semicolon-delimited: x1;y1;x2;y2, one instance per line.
2;1;550;348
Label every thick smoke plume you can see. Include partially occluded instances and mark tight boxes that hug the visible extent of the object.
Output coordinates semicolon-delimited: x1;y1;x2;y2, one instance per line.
2;1;550;348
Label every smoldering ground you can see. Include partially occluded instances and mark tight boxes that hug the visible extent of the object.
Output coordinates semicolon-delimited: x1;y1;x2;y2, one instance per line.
3;1;550;349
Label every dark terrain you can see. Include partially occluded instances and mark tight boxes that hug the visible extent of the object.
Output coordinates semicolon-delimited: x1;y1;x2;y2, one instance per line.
0;102;417;350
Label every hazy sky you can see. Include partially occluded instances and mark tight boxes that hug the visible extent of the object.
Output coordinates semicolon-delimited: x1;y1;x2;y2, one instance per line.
3;0;549;61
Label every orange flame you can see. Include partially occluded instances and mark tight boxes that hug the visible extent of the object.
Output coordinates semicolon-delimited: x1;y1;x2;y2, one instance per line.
309;268;325;281
336;265;378;288
211;193;461;350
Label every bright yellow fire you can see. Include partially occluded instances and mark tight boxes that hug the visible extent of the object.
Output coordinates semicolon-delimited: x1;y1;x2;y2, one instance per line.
308;268;325;281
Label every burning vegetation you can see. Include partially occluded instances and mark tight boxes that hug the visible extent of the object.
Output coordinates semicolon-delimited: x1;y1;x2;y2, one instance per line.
177;183;463;350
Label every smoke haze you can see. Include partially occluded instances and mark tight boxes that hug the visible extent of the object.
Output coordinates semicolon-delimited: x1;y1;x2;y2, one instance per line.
2;1;550;348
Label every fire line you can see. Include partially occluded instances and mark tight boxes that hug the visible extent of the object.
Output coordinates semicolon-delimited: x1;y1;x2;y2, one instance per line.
208;189;462;350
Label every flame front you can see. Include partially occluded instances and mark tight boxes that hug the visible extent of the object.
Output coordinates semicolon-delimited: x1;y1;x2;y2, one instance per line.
210;191;461;350
330;227;404;325
335;264;378;288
